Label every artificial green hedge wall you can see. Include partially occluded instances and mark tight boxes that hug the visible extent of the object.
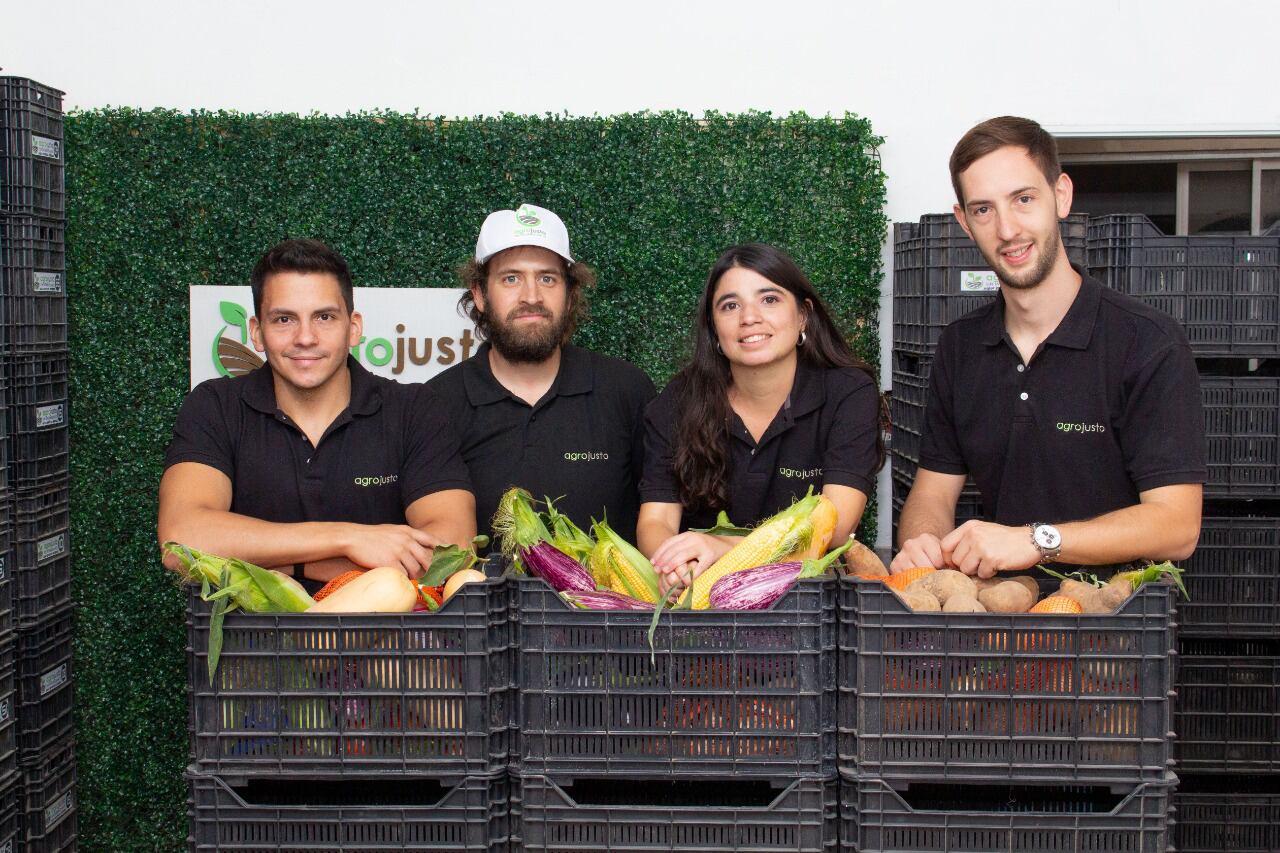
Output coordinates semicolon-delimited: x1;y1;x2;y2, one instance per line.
65;109;886;850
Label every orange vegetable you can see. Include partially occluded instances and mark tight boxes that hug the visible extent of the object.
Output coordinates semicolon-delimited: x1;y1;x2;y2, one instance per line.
1029;594;1083;614
312;570;364;602
419;585;445;608
883;567;937;591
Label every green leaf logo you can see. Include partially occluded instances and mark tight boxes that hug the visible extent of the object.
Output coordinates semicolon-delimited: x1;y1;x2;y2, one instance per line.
219;301;249;344
211;300;263;377
516;204;541;227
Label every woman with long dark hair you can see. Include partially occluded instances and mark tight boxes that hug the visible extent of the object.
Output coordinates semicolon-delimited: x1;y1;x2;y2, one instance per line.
637;242;885;592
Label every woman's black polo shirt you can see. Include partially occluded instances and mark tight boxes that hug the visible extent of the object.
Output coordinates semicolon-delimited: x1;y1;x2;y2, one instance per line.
163;357;471;529
641;360;881;530
919;267;1207;526
425;343;656;546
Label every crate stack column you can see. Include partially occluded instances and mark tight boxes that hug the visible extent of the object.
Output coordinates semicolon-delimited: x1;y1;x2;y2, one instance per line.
0;76;74;853
1088;213;1280;851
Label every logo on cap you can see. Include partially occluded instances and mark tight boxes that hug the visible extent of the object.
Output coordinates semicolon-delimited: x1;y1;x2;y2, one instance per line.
516;205;542;227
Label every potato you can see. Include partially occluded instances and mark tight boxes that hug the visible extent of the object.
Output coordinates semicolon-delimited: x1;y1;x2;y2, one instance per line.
898;588;941;612
1007;575;1041;600
844;540;889;577
1100;579;1132;610
978;581;1036;613
943;593;986;613
1059;579;1113;614
906;569;976;606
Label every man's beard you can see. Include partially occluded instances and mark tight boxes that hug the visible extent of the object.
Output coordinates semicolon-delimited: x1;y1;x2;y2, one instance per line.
989;225;1060;291
486;305;573;363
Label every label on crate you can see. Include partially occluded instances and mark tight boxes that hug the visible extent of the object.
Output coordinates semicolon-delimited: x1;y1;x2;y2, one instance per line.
35;404;65;428
32;272;64;293
960;270;1000;292
0;555;6;581
40;663;68;697
37;534;66;563
0;697;10;724
44;790;73;832
0;837;11;853
31;135;62;161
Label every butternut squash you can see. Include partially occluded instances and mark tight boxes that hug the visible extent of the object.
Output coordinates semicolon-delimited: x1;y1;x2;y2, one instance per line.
306;566;418;613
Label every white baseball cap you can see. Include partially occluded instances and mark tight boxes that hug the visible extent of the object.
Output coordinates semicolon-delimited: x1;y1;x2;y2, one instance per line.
475;203;574;265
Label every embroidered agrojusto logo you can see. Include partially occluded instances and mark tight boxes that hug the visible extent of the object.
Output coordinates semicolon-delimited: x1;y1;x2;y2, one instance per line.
564;451;609;462
354;474;399;487
779;467;823;479
1056;422;1107;434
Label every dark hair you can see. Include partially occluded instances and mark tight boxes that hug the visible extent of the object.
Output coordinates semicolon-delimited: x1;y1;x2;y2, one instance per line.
456;250;596;343
672;242;887;512
250;239;354;316
949;116;1061;205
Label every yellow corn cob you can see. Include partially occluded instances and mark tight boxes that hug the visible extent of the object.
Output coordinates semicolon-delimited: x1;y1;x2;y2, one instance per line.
592;520;661;604
588;539;614;589
684;492;826;609
794;495;838;560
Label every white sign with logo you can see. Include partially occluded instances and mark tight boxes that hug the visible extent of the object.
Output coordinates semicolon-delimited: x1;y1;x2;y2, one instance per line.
188;286;479;389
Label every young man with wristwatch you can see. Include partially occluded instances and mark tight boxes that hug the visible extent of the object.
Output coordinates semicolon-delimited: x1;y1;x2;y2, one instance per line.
891;116;1205;577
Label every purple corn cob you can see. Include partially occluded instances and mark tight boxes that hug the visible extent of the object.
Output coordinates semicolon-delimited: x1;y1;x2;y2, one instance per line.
561;589;655;611
521;541;595;593
708;561;803;610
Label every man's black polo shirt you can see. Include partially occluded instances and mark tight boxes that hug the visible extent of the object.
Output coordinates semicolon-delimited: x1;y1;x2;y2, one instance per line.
919;266;1206;526
164;356;471;537
641;360;881;530
425;343;656;546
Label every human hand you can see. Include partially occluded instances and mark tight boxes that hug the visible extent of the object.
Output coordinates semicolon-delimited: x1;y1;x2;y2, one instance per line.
651;532;734;596
890;533;947;573
940;520;1040;578
342;523;442;580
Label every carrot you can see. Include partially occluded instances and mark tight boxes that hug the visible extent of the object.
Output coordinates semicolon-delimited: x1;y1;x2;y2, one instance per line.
418;584;445;610
1029;594;1083;614
312;570;364;602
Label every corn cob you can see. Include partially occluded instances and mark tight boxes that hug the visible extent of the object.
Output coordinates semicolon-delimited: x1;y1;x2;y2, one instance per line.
709;537;853;610
591;519;661;604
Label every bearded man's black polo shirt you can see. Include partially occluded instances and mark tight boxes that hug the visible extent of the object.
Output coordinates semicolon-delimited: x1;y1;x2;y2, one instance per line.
164;356;471;546
919;266;1206;525
425;343;656;547
640;360;882;530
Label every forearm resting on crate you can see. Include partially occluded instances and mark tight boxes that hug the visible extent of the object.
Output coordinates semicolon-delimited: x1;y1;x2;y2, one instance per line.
893;469;967;571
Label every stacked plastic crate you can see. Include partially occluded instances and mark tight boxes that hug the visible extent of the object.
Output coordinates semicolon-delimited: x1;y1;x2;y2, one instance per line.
512;575;839;852
184;579;513;851
0;76;74;853
1087;213;1280;852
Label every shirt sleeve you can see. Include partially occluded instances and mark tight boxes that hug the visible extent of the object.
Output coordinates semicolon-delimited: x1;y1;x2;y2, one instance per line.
1117;341;1207;491
163;382;236;479
638;383;682;505
400;384;474;507
917;343;969;476
820;371;881;496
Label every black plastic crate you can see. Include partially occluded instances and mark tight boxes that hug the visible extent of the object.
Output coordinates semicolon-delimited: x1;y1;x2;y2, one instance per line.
12;488;71;626
893;214;1087;355
0;78;64;219
515;773;836;852
889;470;982;548
1088;214;1280;357
0;520;14;639
839;770;1174;853
515;574;836;780
1178;506;1280;636
1201;375;1280;497
0;641;16;786
1173;776;1280;852
187;578;512;778
187;769;509;852
19;736;75;849
16;607;74;762
0;217;67;352
6;351;68;490
0;769;18;853
836;579;1176;785
1174;637;1280;774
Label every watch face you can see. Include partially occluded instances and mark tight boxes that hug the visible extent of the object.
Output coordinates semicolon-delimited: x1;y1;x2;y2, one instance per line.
1034;525;1061;550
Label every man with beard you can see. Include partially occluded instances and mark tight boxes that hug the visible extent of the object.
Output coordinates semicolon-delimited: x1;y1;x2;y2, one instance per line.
892;117;1205;577
427;204;655;547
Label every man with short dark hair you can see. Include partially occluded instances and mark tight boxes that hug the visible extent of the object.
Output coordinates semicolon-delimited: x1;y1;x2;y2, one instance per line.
428;204;655;545
892;117;1205;577
159;238;475;589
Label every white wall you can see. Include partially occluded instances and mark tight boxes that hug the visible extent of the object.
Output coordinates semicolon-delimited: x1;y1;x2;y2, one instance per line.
7;0;1278;545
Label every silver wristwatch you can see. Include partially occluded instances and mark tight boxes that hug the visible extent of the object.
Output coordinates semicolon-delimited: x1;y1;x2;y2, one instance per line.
1029;522;1062;562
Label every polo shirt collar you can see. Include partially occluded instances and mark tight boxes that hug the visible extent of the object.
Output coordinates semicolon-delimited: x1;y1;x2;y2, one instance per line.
241;355;381;417
785;358;827;420
980;264;1102;351
462;342;593;407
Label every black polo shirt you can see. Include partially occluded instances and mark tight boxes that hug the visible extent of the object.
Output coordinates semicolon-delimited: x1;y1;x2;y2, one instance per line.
425;343;656;547
164;356;472;550
641;360;881;530
919;266;1206;526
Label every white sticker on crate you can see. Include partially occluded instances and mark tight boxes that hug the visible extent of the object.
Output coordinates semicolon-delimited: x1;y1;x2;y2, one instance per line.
960;270;1000;292
37;534;66;563
0;697;10;724
32;272;63;293
44;791;74;832
35;404;65;428
0;555;7;581
31;135;62;161
40;663;68;697
0;837;12;853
